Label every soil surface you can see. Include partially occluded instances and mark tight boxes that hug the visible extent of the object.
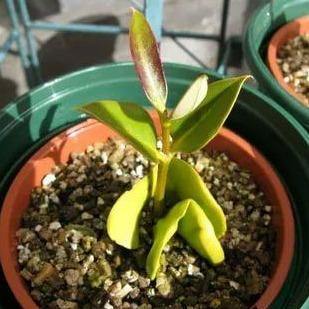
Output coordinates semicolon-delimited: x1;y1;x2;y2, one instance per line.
17;138;276;309
277;33;309;106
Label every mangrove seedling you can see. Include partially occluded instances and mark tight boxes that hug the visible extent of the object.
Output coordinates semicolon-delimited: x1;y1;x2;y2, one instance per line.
78;8;250;280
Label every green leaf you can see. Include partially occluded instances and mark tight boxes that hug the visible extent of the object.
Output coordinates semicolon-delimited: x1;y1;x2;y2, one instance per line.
171;75;250;152
129;8;167;113
146;198;224;279
166;158;226;238
107;166;157;249
178;199;224;265
148;165;158;197
171;74;208;120
78;100;161;162
146;199;189;279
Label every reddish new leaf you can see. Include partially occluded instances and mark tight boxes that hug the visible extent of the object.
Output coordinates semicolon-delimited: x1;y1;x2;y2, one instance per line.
129;8;167;113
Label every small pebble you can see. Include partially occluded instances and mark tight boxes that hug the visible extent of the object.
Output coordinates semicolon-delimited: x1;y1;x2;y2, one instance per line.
104;301;114;309
229;280;240;290
42;173;56;186
81;212;94;220
34;225;42;232
49;221;61;231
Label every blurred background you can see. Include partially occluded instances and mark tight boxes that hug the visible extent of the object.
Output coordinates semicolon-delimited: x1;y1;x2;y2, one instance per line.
0;0;263;108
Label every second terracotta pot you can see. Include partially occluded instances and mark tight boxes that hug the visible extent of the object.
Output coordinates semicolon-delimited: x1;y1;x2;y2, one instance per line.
267;16;309;107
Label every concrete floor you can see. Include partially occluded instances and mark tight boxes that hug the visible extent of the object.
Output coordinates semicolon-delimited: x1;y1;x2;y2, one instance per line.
0;0;261;108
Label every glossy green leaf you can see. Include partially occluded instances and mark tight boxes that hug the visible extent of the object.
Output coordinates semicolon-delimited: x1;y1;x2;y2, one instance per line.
171;75;250;152
167;158;226;238
146;199;190;279
78;100;161;162
146;198;224;279
129;9;167;113
178;199;224;265
107;166;157;249
171;74;208;120
149;164;158;197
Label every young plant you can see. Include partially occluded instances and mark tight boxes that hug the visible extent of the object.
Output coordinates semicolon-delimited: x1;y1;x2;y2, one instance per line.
78;9;250;280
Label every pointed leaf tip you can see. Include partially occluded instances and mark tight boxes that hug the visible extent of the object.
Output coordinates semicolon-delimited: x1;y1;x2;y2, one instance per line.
171;74;208;120
171;75;250;152
129;9;167;113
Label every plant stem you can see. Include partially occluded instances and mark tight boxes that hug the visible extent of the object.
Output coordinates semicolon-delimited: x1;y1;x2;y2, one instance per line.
161;114;170;154
153;160;169;216
154;111;171;216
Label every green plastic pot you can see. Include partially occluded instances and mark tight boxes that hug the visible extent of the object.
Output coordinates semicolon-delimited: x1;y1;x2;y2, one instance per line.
244;0;309;129
0;63;308;308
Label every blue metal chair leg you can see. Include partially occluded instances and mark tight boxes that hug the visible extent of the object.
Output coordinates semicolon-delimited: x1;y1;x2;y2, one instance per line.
144;0;163;42
17;0;42;85
217;0;231;70
3;0;35;86
0;31;16;63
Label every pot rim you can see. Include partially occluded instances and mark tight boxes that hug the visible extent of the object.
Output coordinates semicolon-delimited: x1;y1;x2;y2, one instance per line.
0;119;295;309
243;2;309;128
267;16;309;107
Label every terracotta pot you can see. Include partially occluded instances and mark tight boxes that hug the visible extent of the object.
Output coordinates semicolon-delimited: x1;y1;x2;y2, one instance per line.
0;117;294;309
267;16;309;107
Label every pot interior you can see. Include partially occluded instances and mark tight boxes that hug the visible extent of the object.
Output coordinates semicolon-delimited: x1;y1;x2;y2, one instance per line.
0;119;294;309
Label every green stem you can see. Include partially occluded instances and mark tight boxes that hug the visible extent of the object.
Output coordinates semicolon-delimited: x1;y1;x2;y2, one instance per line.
161;114;170;154
153;160;169;216
153;111;171;216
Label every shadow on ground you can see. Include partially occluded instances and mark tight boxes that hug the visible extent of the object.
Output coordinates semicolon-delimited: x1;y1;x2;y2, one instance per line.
0;77;17;108
38;15;119;82
26;0;60;20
